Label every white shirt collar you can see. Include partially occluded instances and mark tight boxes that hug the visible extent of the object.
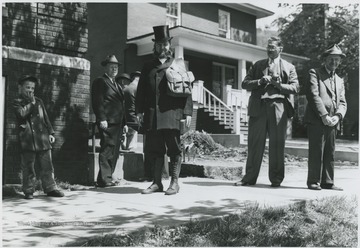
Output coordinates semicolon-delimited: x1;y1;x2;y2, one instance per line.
159;58;167;64
105;73;115;83
269;56;280;65
324;66;334;76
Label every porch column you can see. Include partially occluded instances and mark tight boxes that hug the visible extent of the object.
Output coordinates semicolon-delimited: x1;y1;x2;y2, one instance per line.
237;59;247;89
174;45;184;59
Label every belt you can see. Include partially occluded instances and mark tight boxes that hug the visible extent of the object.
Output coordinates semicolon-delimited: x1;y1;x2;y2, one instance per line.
261;98;285;103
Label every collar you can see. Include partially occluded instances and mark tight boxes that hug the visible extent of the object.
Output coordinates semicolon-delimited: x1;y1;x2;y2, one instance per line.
324;66;334;76
105;73;115;83
158;58;167;64
269;56;280;65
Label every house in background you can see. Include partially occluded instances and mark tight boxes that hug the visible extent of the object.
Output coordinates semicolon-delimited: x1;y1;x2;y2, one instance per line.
87;2;308;141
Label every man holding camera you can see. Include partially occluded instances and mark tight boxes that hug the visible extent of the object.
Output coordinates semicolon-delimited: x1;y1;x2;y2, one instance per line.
235;37;299;187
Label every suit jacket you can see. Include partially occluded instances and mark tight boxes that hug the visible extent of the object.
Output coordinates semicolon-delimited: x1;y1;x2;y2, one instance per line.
13;96;54;152
304;66;347;128
124;81;139;129
136;57;193;131
91;74;126;125
242;58;299;117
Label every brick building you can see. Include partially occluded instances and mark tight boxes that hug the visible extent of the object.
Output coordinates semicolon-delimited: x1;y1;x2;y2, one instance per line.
2;3;91;184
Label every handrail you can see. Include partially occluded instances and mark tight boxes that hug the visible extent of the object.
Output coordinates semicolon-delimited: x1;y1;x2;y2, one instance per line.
203;87;233;112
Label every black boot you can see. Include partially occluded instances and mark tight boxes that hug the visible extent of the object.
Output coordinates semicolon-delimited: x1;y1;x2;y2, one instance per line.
142;157;164;194
165;155;182;195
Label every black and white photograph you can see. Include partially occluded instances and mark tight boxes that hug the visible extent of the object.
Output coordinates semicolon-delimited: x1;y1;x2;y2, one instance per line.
1;1;359;247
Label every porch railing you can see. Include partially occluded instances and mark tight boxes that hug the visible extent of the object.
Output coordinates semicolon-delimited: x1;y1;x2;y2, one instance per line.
192;80;236;132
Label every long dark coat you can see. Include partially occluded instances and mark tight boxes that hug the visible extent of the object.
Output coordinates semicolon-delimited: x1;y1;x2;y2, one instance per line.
91;74;126;126
135;58;193;131
13;96;54;152
242;58;299;118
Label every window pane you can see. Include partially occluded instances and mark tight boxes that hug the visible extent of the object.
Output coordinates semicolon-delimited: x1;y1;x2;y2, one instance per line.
166;17;177;28
166;3;178;16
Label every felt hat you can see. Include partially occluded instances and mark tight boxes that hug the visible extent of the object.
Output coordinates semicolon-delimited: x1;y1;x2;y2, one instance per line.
116;73;131;81
322;44;346;58
18;75;38;85
101;55;122;66
152;25;173;43
130;70;141;79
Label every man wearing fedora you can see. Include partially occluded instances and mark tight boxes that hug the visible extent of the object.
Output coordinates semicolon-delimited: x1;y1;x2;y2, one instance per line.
13;75;64;199
136;25;193;195
121;71;141;151
305;44;347;191
91;55;126;187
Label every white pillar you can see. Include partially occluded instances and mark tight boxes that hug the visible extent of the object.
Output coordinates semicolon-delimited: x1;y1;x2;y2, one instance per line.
174;45;184;59
237;59;246;90
225;84;232;106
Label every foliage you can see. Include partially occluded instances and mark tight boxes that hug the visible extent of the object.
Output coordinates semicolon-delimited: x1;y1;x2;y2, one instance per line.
274;3;359;78
181;130;222;155
67;195;358;247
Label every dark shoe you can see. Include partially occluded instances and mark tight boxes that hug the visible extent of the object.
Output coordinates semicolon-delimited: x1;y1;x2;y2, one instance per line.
234;181;254;186
141;183;163;194
24;193;34;200
270;183;281;188
308;183;322;190
97;182;116;188
165;181;180;195
321;184;343;191
47;190;64;197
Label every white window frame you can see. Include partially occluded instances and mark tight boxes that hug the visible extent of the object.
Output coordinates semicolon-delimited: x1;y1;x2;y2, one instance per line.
218;9;230;39
166;2;181;28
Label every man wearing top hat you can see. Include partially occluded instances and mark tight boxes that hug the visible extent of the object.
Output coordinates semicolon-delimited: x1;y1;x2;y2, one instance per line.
91;55;126;187
13;75;64;199
136;25;193;195
305;44;347;191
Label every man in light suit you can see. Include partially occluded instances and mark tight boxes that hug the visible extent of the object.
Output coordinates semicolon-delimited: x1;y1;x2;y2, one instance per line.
235;37;299;187
305;44;347;190
91;55;126;187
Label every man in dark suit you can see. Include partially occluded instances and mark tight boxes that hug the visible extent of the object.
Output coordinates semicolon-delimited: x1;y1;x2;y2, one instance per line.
136;25;193;195
91;55;126;187
305;44;347;190
235;37;299;187
13;75;64;199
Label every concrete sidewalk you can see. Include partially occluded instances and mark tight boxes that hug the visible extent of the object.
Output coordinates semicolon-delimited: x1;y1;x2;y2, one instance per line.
2;163;359;247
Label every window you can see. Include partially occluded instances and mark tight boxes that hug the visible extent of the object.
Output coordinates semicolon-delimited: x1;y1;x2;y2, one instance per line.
166;3;181;28
219;10;230;39
212;62;237;99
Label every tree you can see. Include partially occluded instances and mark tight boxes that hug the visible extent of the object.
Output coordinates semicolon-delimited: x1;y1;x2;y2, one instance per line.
274;3;359;79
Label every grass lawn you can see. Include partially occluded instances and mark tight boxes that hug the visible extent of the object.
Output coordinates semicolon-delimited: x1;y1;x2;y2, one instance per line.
67;195;358;247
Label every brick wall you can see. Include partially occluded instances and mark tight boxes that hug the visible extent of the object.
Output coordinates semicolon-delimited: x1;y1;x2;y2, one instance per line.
2;3;91;184
3;3;88;57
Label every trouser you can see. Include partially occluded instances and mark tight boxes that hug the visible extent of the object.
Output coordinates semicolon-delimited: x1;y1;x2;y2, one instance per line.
145;129;182;182
307;124;336;185
20;149;57;194
97;123;122;185
242;98;288;184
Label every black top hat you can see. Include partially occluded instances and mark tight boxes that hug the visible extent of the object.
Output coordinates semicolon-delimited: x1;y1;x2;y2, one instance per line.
130;71;141;79
322;44;346;58
18;75;38;85
116;73;131;81
101;55;122;66
152;25;173;43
